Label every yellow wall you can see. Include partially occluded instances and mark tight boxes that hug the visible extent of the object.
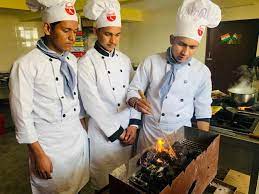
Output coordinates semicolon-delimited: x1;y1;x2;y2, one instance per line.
120;3;259;65
0;9;43;72
222;3;259;21
120;5;207;65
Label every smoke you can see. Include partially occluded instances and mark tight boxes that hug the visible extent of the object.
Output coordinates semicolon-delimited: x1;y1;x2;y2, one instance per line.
229;65;254;91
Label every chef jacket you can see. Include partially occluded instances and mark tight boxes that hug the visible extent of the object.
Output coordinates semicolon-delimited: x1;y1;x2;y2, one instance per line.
78;41;141;189
9;47;89;193
127;52;212;151
78;41;141;141
9;48;85;143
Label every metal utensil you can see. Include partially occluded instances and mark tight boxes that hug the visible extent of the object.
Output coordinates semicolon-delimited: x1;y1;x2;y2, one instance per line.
228;88;256;107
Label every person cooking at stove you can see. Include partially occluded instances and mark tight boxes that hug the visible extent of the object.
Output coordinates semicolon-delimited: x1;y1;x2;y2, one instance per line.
78;0;141;191
9;0;89;193
127;0;221;153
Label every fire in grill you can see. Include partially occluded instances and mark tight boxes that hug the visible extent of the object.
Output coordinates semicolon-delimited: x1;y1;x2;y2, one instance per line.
129;140;205;193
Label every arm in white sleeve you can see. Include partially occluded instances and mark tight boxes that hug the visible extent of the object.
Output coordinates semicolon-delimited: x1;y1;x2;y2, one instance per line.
78;57;123;141
194;66;212;119
127;58;151;102
128;63;142;126
9;60;38;144
78;92;87;119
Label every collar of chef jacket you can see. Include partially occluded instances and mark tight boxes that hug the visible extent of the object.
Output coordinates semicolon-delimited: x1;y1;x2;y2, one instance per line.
94;41;116;57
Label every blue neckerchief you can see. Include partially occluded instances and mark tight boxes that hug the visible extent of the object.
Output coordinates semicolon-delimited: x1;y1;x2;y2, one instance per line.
159;47;191;102
36;37;76;99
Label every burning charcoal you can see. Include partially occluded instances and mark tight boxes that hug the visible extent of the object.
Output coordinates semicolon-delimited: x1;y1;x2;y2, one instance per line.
131;140;204;194
138;150;158;167
156;158;164;164
157;166;164;173
173;143;188;157
172;142;183;150
129;175;149;190
165;166;176;184
173;141;181;148
157;172;164;178
188;147;203;161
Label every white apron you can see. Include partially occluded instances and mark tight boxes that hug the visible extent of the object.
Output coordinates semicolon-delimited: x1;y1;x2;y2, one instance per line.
88;118;132;189
30;119;89;194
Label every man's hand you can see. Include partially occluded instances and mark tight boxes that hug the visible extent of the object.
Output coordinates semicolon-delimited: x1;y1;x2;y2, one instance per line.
128;97;152;115
123;126;138;145
119;130;126;141
197;121;210;132
28;142;53;179
35;154;53;179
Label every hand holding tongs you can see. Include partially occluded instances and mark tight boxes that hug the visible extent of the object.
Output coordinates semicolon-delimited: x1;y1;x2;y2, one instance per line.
138;90;176;157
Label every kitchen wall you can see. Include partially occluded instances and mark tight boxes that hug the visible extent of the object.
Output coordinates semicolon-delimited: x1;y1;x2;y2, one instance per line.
120;2;259;65
0;9;43;72
0;2;258;72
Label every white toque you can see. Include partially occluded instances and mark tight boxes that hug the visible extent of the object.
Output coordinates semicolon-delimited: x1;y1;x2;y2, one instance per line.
26;0;78;23
174;0;221;42
83;0;121;28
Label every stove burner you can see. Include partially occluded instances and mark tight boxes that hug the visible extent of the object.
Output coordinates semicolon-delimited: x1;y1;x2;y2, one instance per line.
211;109;257;133
238;106;252;111
241;103;259;112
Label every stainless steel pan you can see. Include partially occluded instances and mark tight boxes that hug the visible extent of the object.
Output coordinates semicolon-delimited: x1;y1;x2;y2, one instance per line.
228;88;257;107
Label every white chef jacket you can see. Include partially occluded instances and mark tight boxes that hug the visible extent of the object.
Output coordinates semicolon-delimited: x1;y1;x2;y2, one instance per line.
127;52;212;152
9;48;89;194
78;42;141;189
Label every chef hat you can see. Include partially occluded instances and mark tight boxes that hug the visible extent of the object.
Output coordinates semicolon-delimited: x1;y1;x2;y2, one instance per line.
26;0;78;23
174;0;221;42
83;0;121;28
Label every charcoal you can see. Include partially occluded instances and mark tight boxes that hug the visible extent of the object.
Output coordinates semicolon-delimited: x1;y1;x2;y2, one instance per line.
130;140;202;194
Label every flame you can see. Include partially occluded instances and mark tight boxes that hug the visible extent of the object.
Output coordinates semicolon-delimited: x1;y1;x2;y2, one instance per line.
238;106;251;111
155;138;176;158
155;139;165;152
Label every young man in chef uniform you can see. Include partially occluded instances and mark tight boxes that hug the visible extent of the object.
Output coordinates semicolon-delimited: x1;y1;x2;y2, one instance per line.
9;0;89;193
127;0;222;153
78;0;141;191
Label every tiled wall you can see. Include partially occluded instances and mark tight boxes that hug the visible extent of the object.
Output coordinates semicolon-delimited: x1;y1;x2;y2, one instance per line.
0;9;43;72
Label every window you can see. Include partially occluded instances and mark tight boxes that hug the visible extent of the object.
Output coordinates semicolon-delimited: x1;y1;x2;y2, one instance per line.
16;26;38;47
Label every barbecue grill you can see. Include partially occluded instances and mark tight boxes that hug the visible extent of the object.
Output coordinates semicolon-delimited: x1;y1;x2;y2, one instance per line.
109;126;220;194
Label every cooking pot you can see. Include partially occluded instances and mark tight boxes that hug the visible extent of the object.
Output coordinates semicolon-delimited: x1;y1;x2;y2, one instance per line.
228;87;257;107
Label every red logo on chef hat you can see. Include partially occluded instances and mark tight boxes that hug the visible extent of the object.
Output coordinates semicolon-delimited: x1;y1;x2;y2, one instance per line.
197;25;205;36
106;11;117;22
65;2;75;15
